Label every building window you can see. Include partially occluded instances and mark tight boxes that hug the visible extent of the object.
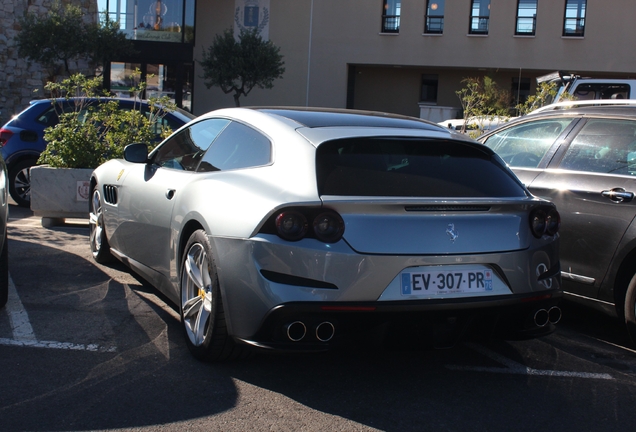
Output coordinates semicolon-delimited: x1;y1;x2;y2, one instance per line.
425;1;445;34
469;0;490;35
420;75;438;103
98;0;195;43
563;0;586;37
512;77;531;107
515;0;537;36
381;0;401;33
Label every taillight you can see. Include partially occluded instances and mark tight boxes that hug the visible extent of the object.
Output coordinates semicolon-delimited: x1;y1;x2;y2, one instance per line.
0;128;13;147
545;208;560;236
271;208;345;243
530;206;560;238
313;211;345;243
275;211;308;241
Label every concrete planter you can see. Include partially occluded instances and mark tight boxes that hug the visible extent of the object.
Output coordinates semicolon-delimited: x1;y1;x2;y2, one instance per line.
30;166;93;227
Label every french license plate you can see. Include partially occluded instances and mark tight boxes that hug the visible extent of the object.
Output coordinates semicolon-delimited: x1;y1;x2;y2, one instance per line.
401;269;493;296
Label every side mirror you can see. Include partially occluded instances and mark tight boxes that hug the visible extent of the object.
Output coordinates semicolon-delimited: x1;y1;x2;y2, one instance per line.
124;143;149;164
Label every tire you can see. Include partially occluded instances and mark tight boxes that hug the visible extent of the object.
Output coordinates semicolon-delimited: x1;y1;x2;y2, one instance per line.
8;159;36;208
89;186;113;263
180;229;248;362
0;235;7;309
625;273;636;345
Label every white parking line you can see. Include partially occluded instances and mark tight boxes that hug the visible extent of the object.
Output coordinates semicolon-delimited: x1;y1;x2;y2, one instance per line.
447;343;614;380
0;337;116;352
5;275;35;341
1;274;116;352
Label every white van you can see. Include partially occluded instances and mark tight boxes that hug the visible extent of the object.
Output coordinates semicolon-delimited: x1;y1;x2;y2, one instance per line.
537;71;636;104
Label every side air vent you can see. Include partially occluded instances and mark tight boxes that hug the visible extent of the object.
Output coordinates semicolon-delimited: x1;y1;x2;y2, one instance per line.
405;205;491;212
103;185;118;205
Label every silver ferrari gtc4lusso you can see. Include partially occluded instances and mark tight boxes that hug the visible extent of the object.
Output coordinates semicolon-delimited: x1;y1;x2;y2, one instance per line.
89;107;562;361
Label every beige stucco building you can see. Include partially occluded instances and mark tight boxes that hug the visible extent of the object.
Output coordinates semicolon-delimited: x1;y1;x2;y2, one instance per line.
2;0;634;124
192;0;635;121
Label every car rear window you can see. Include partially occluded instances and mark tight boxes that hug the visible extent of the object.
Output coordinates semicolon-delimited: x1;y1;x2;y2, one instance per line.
316;138;527;197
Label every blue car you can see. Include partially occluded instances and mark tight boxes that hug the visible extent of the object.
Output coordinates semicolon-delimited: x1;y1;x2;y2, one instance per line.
0;98;195;207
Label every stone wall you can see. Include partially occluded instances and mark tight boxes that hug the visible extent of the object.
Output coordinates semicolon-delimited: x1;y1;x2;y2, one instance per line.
0;0;97;126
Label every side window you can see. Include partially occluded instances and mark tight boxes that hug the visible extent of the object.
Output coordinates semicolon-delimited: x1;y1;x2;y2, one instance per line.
420;74;438;104
516;0;537;36
197;121;271;172
119;102;181;137
563;0;586;37
424;0;445;34
482;119;575;167
572;83;630;100
152;118;230;171
35;106;60;127
559;119;636;175
469;0;490;35
381;0;401;33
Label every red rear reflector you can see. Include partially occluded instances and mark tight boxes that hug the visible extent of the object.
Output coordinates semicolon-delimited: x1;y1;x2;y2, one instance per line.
521;294;553;303
320;306;376;312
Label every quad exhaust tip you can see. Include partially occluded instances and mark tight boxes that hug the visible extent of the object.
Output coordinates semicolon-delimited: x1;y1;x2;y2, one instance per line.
285;321;335;342
548;306;562;325
315;321;335;342
533;306;562;327
285;321;307;342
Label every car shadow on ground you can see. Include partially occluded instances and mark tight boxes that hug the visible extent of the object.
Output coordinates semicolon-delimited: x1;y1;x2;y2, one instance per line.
5;214;636;431
1;233;240;431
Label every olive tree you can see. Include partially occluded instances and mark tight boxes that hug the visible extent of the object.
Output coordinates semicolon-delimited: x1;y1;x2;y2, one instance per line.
16;2;134;79
516;82;576;115
200;28;285;107
455;77;511;136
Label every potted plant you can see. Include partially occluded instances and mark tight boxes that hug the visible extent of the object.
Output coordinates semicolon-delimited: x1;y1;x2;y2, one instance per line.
30;71;176;226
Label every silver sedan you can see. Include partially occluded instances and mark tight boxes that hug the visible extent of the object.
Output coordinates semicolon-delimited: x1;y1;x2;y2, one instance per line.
89;107;562;361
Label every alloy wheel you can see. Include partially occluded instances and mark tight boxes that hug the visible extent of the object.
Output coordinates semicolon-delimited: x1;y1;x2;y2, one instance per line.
181;242;214;346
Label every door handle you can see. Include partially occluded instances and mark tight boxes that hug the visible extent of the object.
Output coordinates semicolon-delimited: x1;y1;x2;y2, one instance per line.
166;189;176;200
601;188;634;203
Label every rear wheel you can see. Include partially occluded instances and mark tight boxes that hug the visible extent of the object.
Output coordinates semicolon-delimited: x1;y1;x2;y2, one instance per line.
624;273;636;344
180;229;248;362
89;186;113;263
8;159;35;207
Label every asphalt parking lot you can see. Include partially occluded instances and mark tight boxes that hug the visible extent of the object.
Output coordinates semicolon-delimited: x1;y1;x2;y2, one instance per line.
2;203;636;431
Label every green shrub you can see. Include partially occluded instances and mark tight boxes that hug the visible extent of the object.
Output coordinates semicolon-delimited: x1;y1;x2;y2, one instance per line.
40;72;176;168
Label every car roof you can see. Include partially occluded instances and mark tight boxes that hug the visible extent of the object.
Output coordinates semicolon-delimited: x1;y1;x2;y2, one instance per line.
199;106;478;147
254;107;443;131
480;105;636;139
478;106;636;144
529;99;636;114
27;97;196;122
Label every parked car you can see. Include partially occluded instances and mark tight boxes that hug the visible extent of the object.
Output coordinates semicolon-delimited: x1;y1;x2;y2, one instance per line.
0;153;9;308
90;107;562;361
537;71;636;106
479;103;636;342
0;98;195;207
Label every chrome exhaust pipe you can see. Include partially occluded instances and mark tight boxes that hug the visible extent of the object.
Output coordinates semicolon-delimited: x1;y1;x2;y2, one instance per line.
285;321;307;342
315;322;335;342
533;309;549;327
548;306;562;324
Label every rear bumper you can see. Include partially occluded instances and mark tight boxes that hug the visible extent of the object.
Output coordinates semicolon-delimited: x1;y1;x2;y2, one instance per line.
236;289;563;351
